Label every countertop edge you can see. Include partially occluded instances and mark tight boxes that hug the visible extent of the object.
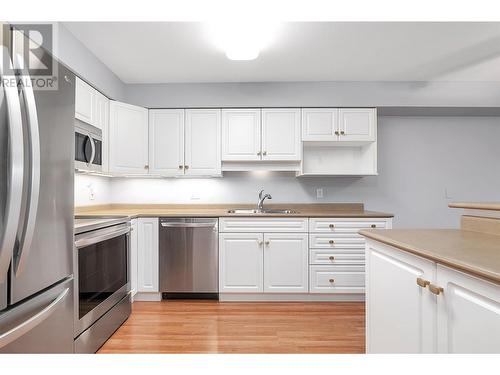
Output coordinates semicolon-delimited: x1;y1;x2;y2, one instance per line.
359;229;500;285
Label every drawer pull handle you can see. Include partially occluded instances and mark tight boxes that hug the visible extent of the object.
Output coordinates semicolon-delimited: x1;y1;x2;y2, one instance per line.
429;284;444;295
329;256;335;261
371;224;376;228
329;278;335;283
328;240;335;244
416;277;430;288
329;224;335;229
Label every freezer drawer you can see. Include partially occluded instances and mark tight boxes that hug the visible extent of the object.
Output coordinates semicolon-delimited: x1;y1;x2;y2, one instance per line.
0;277;74;353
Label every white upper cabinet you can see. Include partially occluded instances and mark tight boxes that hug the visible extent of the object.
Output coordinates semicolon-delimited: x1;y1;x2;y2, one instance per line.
437;265;500;354
75;77;96;126
149;109;185;176
261;109;301;161
109;101;149;174
302;108;339;141
339;108;376;142
185;109;222;176
222;109;261;161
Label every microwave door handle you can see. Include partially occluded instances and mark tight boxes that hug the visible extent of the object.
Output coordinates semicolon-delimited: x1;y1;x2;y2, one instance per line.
13;53;40;276
88;133;96;165
0;46;24;283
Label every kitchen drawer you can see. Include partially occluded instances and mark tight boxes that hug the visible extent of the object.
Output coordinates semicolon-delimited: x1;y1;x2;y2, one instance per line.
309;249;365;265
219;217;308;233
309;234;365;249
309;265;365;294
309;218;387;233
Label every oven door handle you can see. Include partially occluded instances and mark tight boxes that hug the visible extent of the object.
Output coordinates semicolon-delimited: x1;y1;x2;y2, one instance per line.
75;227;130;248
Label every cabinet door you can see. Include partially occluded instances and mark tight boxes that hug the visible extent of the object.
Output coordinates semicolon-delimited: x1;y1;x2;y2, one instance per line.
109;101;149;174
301;108;339;141
437;265;500;353
130;218;138;298
95;92;109;171
185;109;221;176
75;77;95;125
149;109;184;176
219;233;263;293
263;233;308;293
338;108;376;142
261;109;301;161
366;240;436;353
222;109;261;161
137;218;159;293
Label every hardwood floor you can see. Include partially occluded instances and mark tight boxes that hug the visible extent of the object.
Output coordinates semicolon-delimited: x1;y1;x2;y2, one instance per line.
98;300;365;354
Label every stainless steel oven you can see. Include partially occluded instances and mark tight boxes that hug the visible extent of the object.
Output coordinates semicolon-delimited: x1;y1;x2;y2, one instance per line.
73;217;131;353
75;121;102;172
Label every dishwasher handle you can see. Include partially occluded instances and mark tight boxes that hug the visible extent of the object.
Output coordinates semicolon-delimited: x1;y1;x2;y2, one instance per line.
160;222;217;228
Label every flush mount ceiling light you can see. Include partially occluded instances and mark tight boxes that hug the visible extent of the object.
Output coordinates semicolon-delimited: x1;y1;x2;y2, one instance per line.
206;21;279;61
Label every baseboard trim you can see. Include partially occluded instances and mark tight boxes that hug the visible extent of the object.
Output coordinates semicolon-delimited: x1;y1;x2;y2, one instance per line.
218;293;365;302
133;292;162;302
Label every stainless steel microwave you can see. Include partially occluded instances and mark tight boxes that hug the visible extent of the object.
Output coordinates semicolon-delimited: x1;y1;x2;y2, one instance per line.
75;121;102;172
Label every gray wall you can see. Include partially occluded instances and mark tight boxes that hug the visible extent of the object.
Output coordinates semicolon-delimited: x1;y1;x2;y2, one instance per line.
124;81;500;109
55;23;126;100
79;116;500;229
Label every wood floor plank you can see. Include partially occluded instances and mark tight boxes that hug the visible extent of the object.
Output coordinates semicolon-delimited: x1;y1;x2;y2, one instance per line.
98;300;365;354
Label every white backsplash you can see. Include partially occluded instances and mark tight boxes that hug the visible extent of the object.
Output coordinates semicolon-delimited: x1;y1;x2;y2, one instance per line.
74;174;112;206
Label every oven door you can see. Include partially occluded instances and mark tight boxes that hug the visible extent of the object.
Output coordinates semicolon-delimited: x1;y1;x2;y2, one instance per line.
74;223;130;337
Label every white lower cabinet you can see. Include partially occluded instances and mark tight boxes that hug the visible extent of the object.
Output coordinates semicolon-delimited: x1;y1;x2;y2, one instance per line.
130;218;138;299
137;218;159;293
366;240;436;353
219;233;263;293
366;239;500;353
263;233;308;293
437;265;500;353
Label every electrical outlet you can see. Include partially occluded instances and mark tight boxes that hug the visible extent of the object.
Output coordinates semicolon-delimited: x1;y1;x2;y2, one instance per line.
316;188;324;199
87;184;95;201
190;193;200;200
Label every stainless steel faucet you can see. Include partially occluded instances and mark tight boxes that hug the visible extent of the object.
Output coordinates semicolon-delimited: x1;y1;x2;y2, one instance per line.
257;189;272;211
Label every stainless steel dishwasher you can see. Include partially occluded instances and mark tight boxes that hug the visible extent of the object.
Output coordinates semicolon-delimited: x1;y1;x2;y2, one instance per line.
159;218;218;299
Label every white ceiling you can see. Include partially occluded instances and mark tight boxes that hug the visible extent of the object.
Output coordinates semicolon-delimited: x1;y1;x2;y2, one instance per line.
63;22;500;84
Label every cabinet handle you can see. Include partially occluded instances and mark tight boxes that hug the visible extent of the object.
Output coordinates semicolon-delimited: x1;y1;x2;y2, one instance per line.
178;165;183;169
329;278;335;283
265;241;270;245
263;151;267;156
257;241;263;246
334;131;340;136
257;151;262;156
185;165;189;170
371;224;376;228
328;240;335;245
340;131;345;135
329;256;335;261
429;284;444;295
416;277;430;288
144;165;149;169
329;224;335;229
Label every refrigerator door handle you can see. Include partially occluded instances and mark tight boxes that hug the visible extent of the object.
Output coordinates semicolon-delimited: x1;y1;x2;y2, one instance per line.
13;53;41;276
0;287;69;349
0;46;24;283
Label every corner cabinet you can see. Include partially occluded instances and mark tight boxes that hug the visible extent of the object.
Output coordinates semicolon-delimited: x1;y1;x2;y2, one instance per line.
366;239;500;353
109;101;149;174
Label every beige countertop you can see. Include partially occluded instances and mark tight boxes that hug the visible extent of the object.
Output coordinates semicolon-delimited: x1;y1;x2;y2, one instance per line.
449;202;500;211
359;229;500;284
75;203;394;219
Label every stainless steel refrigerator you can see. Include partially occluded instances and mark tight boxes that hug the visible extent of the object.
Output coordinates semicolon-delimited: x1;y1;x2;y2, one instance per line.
0;24;74;353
